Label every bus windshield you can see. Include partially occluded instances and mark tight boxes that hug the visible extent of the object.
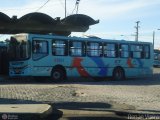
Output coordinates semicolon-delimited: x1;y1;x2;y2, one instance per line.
9;35;30;61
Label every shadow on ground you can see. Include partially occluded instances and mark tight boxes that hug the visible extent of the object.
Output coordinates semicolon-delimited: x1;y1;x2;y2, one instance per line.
0;98;130;120
0;98;62;120
54;102;111;111
0;97;160;120
0;73;160;86
52;102;160;120
51;102;128;120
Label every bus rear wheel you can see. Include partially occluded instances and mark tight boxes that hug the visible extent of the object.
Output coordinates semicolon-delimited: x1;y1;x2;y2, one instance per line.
51;68;65;82
113;67;125;80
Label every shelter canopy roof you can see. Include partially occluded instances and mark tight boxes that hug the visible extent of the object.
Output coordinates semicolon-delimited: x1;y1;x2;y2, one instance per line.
0;12;99;36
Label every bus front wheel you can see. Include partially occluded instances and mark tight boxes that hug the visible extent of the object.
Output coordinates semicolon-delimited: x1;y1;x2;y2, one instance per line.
113;67;125;80
51;68;65;82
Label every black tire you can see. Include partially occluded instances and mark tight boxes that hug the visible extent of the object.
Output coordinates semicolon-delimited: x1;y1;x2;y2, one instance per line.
51;68;65;82
113;67;125;80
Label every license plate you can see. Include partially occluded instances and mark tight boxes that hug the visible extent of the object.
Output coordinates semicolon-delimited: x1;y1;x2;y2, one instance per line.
15;69;21;73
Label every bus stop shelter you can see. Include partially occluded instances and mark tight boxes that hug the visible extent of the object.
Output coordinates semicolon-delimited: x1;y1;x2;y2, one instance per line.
0;12;99;36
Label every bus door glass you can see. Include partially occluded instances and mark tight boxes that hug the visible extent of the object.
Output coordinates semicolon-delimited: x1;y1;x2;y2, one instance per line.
32;40;48;60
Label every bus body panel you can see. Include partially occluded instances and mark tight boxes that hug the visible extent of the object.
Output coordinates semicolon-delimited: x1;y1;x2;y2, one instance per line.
9;61;31;76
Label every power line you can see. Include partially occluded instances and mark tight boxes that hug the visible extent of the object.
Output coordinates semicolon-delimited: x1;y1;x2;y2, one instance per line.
0;2;60;12
72;4;77;14
76;0;80;14
0;7;39;11
35;0;51;12
72;0;81;14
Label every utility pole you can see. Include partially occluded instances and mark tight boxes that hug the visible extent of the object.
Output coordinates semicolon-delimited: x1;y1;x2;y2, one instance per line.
153;31;155;49
157;29;160;50
65;0;66;18
76;0;80;14
135;21;140;41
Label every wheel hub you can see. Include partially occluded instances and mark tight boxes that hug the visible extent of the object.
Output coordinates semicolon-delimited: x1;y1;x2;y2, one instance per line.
53;72;60;79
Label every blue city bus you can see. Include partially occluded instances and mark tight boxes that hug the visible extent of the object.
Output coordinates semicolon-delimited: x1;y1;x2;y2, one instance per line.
8;33;153;81
153;49;160;67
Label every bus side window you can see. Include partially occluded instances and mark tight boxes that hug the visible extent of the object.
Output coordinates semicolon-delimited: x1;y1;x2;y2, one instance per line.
87;42;102;57
69;41;85;56
52;40;68;56
144;45;150;59
119;44;129;58
33;40;48;60
130;45;143;59
33;42;40;53
33;41;48;54
104;43;116;57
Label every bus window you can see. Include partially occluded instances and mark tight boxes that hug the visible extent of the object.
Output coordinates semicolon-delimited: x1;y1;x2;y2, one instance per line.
120;44;129;58
104;43;116;57
144;45;150;59
87;42;102;57
52;40;68;56
69;41;85;56
153;49;160;67
33;40;48;60
20;41;29;58
131;45;143;58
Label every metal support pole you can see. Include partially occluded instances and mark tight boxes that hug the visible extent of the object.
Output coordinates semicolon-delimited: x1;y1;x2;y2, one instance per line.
76;3;79;14
157;29;160;49
135;21;140;41
76;0;80;14
153;31;155;49
65;0;66;17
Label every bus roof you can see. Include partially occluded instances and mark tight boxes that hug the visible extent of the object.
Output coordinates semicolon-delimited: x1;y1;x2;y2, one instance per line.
13;33;152;45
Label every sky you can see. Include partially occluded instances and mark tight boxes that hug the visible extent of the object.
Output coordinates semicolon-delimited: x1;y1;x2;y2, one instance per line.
0;0;160;49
